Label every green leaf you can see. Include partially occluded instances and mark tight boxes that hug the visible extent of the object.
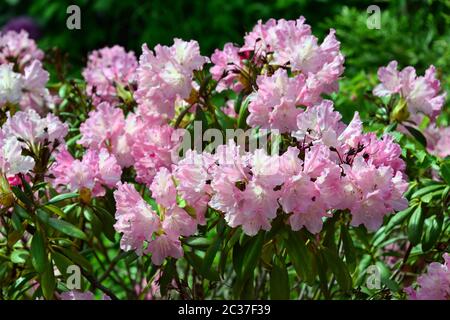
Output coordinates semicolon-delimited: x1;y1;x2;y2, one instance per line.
14;204;31;220
46;192;79;205
11;186;33;208
440;161;450;185
385;207;415;231
285;230;316;285
408;205;424;245
47;218;87;240
51;251;73;276
201;236;222;276
240;232;265;280
42;204;66;218
341;226;356;271
375;261;399;292
215;108;236;130
11;249;29;264
270;261;290;300
57;247;92;272
11;210;23;232
40;261;56;300
31;233;48;273
411;184;444;199
92;206;116;241
66;134;81;147
183;237;213;249
404;125;427;148
159;259;176;297
422;215;443;252
185;251;220;281
237;96;250;129
322;247;352;293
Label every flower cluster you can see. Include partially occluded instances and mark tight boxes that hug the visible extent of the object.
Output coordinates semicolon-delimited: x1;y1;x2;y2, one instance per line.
373;61;446;120
203;99;408;235
211;16;344;122
405;253;450;300
0;30;43;71
114;179;199;265
0;60;53;113
134;39;208;123
49;146;122;198
82;45;138;105
0;109;67;178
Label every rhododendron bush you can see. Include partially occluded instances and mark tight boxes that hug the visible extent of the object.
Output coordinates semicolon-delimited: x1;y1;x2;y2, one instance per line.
0;17;449;301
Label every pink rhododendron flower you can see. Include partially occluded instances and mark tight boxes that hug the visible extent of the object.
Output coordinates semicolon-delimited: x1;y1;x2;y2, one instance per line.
131;124;182;186
343;156;408;231
0;60;53;113
210;43;244;92
247;69;306;132
405;253;450;300
162;206;197;237
79;102;125;149
146;233;183;265
135;39;208;121
173;150;215;224
209;142;281;235
241;17;344;103
114;182;161;255
373;61;446;119
2;109;68;146
0;30;44;71
79;103;147;167
150;167;177;208
292;99;345;147
59;290;110;300
0;134;35;176
83;45;138;105
114;182;196;264
50;147;121;197
0;63;23;105
20;60;53;113
424;124;450;158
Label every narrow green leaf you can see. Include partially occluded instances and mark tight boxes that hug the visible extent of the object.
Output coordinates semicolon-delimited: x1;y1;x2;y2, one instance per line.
159;259;176;297
11;249;29;264
404;125;427;148
270;261;290;300
408;205;424;245
341;226;356;271
11;186;33;208
215;108;236;130
237;96;250;129
285;230;316;285
40;261;55;300
440;161;450;185
51;251;73;276
384;205;416;234
422;215;443;252
201;236;222;275
58;247;92;272
375;261;399;292
322;247;352;293
46;193;79;205
411;184;444;199
240;232;265;280
31;233;48;273
47;218;87;240
14;204;31;220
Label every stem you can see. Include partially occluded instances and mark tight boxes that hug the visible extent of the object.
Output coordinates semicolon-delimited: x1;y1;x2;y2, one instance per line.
80;268;119;300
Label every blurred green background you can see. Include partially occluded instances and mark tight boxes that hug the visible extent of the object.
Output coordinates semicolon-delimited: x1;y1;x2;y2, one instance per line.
1;0;449;120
